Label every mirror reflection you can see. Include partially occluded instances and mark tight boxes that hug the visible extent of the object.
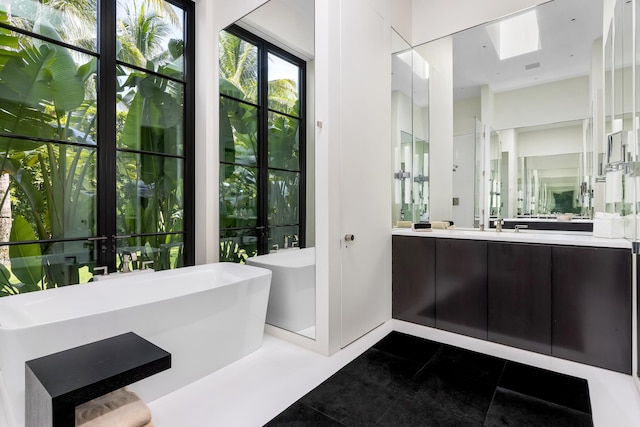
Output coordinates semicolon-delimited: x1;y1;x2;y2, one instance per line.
444;0;603;229
392;30;430;225
219;0;316;339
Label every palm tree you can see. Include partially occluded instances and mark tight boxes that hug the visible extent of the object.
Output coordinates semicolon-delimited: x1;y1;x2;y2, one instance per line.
117;0;175;68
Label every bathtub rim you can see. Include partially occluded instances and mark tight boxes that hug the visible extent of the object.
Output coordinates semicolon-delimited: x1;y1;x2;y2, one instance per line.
0;262;272;330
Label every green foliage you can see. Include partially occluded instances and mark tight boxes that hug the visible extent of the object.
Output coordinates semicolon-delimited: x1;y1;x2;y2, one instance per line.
219;240;250;264
218;30;303;259
0;0;186;296
9;215;43;290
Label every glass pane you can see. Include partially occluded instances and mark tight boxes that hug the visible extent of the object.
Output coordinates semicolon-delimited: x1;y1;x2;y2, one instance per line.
220;164;257;229
268;53;299;117
219;30;258;103
115;234;183;272
0;0;97;52
116;66;183;155
268;170;299;226
0;32;97;146
219;97;258;166
116;152;184;235
1;144;96;242
0;240;97;297
116;0;184;79
268;112;299;170
268;225;299;252
220;229;257;263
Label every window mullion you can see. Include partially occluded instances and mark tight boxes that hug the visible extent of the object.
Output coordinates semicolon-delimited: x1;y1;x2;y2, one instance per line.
257;42;270;255
97;0;118;272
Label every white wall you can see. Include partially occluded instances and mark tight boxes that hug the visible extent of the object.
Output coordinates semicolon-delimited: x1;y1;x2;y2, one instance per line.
452;134;476;227
494;76;591;130
517;124;583;158
390;0;413;43
454;96;480;136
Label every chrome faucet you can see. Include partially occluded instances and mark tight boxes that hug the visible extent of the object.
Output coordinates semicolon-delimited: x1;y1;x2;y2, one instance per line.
515;224;529;233
284;235;299;249
495;219;504;232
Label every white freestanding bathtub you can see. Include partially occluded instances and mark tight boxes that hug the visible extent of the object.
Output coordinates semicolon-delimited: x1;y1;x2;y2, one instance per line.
246;247;315;333
0;263;271;427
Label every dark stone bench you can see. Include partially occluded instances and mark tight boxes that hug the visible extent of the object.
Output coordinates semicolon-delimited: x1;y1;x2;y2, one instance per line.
25;332;171;427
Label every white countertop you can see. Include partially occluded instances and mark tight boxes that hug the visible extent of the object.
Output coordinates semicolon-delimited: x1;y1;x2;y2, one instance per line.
392;228;633;249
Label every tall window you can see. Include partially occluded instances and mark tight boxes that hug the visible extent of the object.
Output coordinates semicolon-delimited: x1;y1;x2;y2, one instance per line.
219;25;306;262
0;0;194;297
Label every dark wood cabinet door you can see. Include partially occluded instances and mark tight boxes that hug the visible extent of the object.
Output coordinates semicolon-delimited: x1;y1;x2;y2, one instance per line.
488;242;551;354
435;239;487;339
552;246;631;374
392;236;436;326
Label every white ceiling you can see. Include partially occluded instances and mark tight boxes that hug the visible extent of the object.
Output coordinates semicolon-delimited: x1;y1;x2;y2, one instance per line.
451;0;604;100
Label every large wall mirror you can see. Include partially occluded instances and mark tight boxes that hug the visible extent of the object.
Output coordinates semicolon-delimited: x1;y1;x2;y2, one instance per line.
410;0;605;229
453;0;602;227
220;0;316;339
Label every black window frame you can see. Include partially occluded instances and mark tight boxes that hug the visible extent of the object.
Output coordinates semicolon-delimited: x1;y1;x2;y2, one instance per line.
219;24;306;256
0;0;195;273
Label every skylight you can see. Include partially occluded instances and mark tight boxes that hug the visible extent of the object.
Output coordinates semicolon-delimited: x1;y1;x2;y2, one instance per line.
486;10;541;60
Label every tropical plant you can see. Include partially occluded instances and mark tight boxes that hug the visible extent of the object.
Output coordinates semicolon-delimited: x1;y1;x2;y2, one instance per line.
0;11;97;295
0;0;185;296
114;0;185;270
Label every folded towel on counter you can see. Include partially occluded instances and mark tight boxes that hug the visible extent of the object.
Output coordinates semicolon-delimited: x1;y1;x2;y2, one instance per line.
75;388;152;427
396;220;413;228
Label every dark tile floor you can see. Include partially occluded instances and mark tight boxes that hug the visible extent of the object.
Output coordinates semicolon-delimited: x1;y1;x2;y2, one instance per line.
265;331;593;426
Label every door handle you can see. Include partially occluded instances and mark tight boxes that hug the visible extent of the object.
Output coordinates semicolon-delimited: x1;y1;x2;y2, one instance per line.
344;234;355;242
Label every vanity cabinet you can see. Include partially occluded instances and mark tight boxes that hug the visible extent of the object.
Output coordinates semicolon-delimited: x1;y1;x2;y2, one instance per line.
435;239;487;340
392;236;436;326
391;232;633;374
552;246;631;374
487;242;552;354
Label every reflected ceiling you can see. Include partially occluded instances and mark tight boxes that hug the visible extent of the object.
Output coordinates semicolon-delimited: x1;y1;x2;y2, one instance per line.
453;0;602;100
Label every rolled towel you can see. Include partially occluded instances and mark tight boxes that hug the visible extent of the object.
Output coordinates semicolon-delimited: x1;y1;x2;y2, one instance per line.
75;388;152;427
412;222;432;232
429;221;450;229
